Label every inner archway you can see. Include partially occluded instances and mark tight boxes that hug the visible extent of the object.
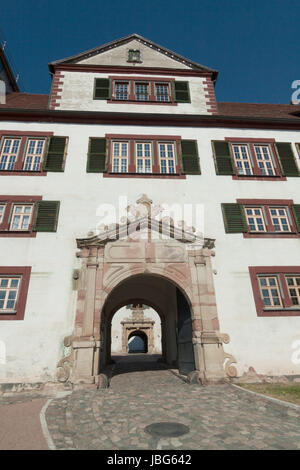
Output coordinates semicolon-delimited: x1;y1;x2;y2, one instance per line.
99;273;195;376
128;330;148;353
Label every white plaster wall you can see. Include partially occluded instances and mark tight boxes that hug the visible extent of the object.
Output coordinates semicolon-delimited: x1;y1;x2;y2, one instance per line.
111;306;162;354
0;120;299;381
78;40;191;70
56;72;210;115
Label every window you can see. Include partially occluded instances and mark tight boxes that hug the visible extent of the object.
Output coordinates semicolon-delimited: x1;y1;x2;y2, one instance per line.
135;83;149;101
244;207;266;232
105;77;190;104
270;207;291;232
158;142;176;174
23;139;45;171
0;267;31;320
249;267;300;316
0;277;21;312
10;205;33;231
222;200;300;237
0;204;5;224
258;276;283;308
88;135;200;177
0;197;60;237
254;145;276;176
232;145;253;175
128;50;141;63
286;275;300;306
212;140;300;178
136;142;152;173
115;82;129;101
0;138;21;170
155;83;170;102
111;141;129;173
0;133;67;174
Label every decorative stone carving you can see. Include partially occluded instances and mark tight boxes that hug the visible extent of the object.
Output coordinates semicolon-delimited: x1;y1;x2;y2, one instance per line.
220;333;238;378
56;336;74;383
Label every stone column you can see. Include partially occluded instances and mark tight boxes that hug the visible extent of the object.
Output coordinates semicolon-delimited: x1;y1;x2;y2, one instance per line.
71;246;99;385
192;248;227;384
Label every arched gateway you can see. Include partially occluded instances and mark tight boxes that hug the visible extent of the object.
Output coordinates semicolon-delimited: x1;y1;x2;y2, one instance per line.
57;196;237;386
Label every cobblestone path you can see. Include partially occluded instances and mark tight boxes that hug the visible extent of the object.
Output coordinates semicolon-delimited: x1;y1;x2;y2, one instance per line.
45;354;300;450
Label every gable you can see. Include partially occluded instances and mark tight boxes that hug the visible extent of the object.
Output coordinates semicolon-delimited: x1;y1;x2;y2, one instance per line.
49;34;218;79
77;39;192;70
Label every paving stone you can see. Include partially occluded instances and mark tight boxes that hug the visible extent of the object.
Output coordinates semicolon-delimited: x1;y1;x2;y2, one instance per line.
40;354;299;450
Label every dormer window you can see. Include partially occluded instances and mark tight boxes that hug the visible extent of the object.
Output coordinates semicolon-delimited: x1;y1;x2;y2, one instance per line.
128;49;141;63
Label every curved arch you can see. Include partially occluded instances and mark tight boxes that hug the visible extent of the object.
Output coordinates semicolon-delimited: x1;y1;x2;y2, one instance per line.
102;271;194;317
128;330;148;353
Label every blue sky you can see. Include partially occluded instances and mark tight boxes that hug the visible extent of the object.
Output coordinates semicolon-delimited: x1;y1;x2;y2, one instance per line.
1;0;299;103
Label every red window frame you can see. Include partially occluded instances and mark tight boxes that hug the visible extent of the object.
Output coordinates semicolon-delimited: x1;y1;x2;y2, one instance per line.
225;137;286;181
0;266;31;320
0;196;42;237
237;199;300;238
108;77;177;106
0;131;53;176
249;266;300;317
104;134;186;179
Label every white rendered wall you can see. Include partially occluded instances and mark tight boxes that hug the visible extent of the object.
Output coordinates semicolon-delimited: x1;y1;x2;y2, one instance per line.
111;306;162;354
0;120;299;381
56;72;211;115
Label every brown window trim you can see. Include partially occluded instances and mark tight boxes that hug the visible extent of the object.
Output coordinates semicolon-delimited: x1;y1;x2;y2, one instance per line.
249;266;300;317
0;131;53;176
237;199;300;238
226;137;287;181
0;196;42;237
0;266;31;320
107;76;177;106
103;133;186;179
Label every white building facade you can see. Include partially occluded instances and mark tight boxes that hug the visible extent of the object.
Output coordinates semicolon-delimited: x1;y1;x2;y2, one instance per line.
0;34;300;385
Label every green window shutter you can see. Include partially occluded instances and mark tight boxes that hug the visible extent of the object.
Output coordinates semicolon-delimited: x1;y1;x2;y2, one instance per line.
173;81;190;103
43;137;68;172
33;201;60;232
212;141;235;175
275;142;299;177
291;205;300;232
180;140;200;174
87;138;107;173
93;78;111;100
221;203;247;233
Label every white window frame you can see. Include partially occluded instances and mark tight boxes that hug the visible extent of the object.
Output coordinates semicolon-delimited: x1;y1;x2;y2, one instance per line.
158;142;176;174
244;206;267;232
0;138;21;171
23;138;45;171
254;144;276;176
285;275;300;306
114;81;130;101
135;141;152;173
269;206;292;232
111;141;129;173
155;83;170;102
0;277;21;312
135;82;150;101
258;275;283;308
232;144;253;175
10;204;34;231
0;204;6;224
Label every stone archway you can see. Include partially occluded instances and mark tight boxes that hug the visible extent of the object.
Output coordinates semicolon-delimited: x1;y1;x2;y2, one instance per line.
57;195;237;386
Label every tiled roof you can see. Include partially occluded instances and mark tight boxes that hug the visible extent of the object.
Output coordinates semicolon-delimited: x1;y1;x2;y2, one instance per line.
0;93;49;109
0;93;300;122
218;102;300;120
